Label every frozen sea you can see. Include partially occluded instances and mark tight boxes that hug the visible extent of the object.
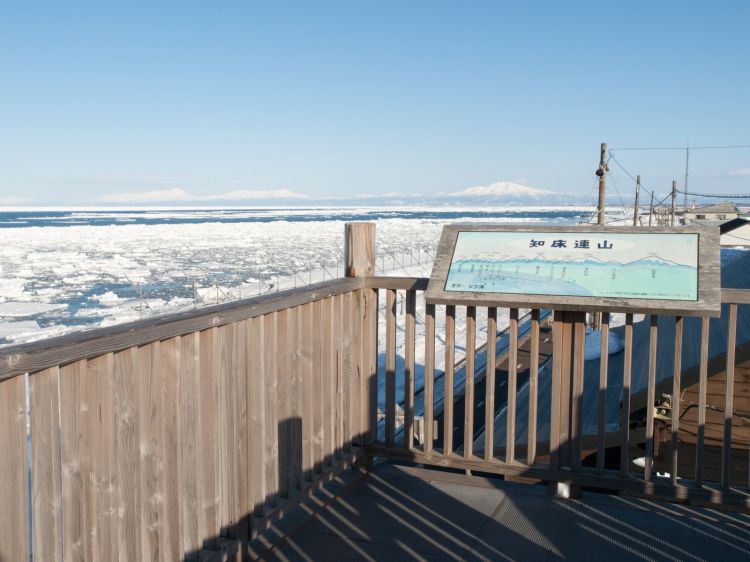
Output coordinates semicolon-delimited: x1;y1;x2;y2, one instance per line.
0;206;606;346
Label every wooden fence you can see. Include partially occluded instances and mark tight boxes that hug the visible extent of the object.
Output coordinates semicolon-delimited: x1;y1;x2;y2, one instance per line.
0;275;375;562
364;276;750;512
1;222;749;561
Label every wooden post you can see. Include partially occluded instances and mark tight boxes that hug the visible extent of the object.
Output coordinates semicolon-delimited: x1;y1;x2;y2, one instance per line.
345;222;375;278
596;143;608;225
632;175;641;226
670;180;677;226
648;191;654;227
344;222;377;465
551;311;586;499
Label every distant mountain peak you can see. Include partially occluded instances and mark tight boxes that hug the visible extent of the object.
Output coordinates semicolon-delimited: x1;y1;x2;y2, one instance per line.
446;181;553;199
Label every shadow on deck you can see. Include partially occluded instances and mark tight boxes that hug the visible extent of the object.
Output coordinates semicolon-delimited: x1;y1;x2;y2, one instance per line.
249;463;750;562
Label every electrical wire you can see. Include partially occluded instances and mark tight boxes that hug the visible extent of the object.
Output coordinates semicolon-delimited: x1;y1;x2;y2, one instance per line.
610;145;750;151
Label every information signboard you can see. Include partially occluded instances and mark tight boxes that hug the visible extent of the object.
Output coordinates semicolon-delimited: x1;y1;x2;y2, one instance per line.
426;225;720;316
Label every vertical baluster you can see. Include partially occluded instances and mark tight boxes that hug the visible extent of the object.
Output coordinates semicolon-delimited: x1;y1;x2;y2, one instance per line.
723;305;737;491
695;316;710;487
506;308;519;463
597;313;610;473
484;307;497;461
550;312;562;469
671;316;683;486
424;303;436;453
404;290;416;450
527;309;540;466
385;289;396;446
464;306;476;458
644;315;658;482
444;305;456;455
571;315;586;471
620;314;633;476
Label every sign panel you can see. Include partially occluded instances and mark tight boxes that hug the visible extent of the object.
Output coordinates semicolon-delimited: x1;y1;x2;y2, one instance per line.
426;225;720;316
446;231;698;300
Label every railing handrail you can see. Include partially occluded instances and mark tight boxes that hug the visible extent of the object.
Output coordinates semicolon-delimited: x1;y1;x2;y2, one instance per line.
0;276;364;381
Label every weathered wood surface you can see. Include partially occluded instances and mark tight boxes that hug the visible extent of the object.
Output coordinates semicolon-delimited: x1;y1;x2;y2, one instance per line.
344;222;376;278
0;276;365;381
7;288;366;561
0;376;29;562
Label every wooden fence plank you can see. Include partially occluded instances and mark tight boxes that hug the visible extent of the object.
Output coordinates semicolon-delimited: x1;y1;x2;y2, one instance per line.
385;289;397;445
464;306;476;459
29;367;63;562
571;316;586;471
276;309;291;499
137;342;164;561
199;328;220;548
363;289;378;445
311;299;324;472
424;304;436;453
157;337;182;561
246;317;266;519
597;313;610;473
696;316;710;487
321;298;334;463
60;359;95;562
88;353;118;562
620;314;633;476
350;289;363;447
549;313;563;469
506;308;518;463
484;308;497;461
217;324;235;540
404;290;416;450
644;316;658;482
333;294;344;460
0;375;29;562
230;322;250;550
341;294;353;455
444;305;455;456
722;304;737;491
179;332;200;560
301;302;315;480
263;313;279;511
671;317;683;486
528;310;540;466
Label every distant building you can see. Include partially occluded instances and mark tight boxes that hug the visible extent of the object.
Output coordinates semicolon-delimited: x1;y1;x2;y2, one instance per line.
720;217;750;247
678;201;741;226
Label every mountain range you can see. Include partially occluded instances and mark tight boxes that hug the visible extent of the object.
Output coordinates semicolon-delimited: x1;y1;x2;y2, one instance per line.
90;181;607;207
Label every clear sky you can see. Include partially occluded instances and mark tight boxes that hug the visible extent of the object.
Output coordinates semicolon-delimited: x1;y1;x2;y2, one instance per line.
1;1;749;205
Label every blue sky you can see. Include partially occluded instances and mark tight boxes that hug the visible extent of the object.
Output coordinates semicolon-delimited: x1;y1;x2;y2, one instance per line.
1;1;749;205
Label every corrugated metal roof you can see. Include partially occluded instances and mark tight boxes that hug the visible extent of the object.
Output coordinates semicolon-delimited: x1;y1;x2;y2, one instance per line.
476;250;750;453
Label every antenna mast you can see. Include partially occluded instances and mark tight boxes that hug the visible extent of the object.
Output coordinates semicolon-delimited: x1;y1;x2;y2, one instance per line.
596;143;608;225
683;143;690;210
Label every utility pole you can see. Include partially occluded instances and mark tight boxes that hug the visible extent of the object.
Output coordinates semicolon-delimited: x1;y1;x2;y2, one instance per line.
683;144;690;211
596;143;608;225
648;191;654;227
633;175;641;226
670;180;677;226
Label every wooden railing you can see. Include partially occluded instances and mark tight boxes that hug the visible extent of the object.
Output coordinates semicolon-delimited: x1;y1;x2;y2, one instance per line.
1;222;749;561
364;275;750;512
0;276;374;562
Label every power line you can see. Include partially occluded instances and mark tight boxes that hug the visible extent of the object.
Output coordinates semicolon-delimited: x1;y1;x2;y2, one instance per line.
674;188;750;199
609;145;750;151
608;151;668;203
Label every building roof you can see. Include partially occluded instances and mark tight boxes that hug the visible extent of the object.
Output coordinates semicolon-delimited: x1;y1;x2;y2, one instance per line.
720;217;750;234
687;202;740;214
